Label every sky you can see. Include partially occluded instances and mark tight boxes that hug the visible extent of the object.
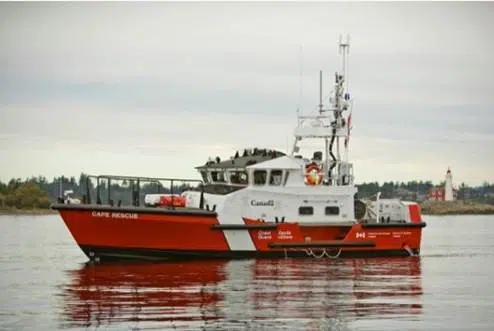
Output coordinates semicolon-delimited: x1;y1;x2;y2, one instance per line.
1;1;493;186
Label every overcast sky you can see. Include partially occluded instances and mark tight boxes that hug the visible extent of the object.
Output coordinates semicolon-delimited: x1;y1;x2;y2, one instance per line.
1;2;493;186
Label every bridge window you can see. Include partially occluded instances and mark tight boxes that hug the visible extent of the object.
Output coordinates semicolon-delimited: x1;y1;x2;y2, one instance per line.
211;171;226;183
253;170;267;185
299;206;313;216
269;169;283;186
325;206;340;215
229;171;248;185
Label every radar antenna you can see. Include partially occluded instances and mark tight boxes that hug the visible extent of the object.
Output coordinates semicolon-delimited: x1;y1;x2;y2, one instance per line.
339;34;350;90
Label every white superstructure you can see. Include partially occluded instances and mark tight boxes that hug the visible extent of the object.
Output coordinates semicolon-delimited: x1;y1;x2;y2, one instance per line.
180;36;416;240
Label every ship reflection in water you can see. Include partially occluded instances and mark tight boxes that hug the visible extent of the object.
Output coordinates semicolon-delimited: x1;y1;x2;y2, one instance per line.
57;258;423;330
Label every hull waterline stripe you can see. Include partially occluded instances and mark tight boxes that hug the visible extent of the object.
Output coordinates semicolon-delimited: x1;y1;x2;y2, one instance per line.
79;245;419;260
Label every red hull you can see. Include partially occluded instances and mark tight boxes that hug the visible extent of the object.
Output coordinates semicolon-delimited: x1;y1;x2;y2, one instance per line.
53;204;426;261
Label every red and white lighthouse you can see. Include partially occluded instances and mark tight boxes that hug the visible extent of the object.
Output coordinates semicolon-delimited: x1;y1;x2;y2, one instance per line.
444;167;454;201
428;167;456;201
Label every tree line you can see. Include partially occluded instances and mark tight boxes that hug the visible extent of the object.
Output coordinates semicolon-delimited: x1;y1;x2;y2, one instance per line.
0;173;198;209
1;173;493;209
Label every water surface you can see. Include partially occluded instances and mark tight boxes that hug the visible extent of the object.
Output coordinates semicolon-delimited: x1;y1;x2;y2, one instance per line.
0;214;493;330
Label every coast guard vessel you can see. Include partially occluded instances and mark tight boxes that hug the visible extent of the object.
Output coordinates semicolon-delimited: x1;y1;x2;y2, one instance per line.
52;37;426;261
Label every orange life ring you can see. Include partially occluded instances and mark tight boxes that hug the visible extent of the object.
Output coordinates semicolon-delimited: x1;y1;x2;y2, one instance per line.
305;163;323;185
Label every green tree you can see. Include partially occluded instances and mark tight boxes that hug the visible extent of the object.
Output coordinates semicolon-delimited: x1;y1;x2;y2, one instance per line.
9;182;51;209
0;193;5;208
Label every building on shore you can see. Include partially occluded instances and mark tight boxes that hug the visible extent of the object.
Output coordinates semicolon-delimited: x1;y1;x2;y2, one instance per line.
428;167;458;201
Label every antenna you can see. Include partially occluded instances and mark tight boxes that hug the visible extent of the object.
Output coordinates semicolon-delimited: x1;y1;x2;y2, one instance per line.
338;34;350;89
338;34;350;54
319;70;323;114
299;45;304;116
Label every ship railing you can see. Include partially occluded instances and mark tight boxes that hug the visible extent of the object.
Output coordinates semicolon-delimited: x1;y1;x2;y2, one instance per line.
80;174;205;210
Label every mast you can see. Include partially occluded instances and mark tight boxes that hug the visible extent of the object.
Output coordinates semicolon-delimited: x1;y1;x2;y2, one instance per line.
339;34;352;163
339;34;350;91
299;45;304;116
327;34;351;183
318;70;323;114
291;35;353;186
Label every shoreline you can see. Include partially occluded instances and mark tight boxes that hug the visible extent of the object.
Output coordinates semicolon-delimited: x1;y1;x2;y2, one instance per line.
419;201;494;215
0;208;58;216
422;211;494;215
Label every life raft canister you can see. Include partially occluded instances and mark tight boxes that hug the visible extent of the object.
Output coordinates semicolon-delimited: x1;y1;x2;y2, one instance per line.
305;163;323;185
159;195;186;207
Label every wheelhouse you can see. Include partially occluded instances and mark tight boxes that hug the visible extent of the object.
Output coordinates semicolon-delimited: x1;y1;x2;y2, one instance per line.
195;148;286;187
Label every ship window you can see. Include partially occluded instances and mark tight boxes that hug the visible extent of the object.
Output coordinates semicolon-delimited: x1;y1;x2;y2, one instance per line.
229;171;248;185
269;169;283;186
299;206;313;216
325;206;340;215
253;170;267;185
211;171;226;183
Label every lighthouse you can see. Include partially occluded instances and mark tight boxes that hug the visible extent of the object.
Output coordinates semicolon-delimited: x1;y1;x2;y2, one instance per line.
444;167;454;201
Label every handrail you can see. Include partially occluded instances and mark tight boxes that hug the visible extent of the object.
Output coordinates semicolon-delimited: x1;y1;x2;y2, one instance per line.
83;174;205;209
97;174;203;183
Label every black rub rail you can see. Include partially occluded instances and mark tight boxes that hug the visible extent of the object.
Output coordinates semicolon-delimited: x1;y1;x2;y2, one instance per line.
362;222;427;229
269;240;376;248
211;224;279;230
50;202;216;216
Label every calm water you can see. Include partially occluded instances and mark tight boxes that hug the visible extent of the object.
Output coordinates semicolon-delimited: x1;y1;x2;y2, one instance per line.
0;214;493;331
